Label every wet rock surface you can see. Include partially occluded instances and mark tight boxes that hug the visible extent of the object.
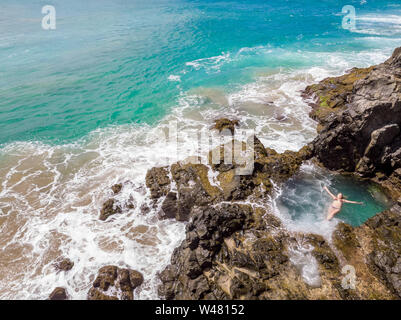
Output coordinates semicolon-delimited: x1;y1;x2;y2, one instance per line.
158;203;254;299
49;287;68;300
145;166;171;199
54;258;74;272
87;265;144;300
158;205;337;300
111;183;123;195
212;118;239;134
152;124;328;299
98;183;139;221
99;198;122;221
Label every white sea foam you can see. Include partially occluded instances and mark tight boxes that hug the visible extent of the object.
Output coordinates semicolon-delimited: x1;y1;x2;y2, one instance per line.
0;126;189;299
353;13;401;36
288;239;321;288
185;52;231;72
357;14;401;25
168;74;181;82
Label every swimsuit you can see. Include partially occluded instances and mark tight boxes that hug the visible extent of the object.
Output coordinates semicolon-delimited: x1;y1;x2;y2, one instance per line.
331;203;341;210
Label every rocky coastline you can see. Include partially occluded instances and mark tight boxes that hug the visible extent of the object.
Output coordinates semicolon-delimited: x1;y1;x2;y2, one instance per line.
155;46;401;300
54;47;401;300
303;47;401;200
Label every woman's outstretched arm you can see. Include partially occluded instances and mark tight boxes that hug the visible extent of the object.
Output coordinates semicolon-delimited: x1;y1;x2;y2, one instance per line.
323;186;336;199
343;199;363;204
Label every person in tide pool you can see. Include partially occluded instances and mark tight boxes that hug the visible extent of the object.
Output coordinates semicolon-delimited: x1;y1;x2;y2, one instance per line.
323;186;363;220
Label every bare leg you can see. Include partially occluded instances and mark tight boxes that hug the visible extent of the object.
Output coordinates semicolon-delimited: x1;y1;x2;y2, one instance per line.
326;208;340;221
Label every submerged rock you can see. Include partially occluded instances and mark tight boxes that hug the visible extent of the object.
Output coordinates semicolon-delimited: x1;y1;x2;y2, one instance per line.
111;183;122;195
99;198;122;221
212;118;239;134
54;258;74;272
87;265;144;300
98;183;137;221
49;287;68;300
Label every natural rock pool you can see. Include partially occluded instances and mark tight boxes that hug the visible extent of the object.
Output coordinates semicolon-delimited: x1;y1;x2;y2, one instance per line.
275;163;392;231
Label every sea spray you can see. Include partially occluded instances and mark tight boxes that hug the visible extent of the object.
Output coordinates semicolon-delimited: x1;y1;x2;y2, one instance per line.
288;240;322;288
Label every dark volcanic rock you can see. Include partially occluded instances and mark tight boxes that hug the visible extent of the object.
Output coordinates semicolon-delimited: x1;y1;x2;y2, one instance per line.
133;52;401;300
297;47;401;299
170;163;219;220
148;135;309;223
111;183;122;194
129;270;145;288
302;66;374;130
365;210;401;297
158;198;399;300
55;258;74;272
158;204;254;299
145;166;171;199
208;138;310;201
158;203;354;300
332;209;401;299
304;47;401;189
99;198;122;221
155;48;401;300
88;265;144;300
155;163;223;221
212;118;239;134
161;192;178;219
49;287;67;300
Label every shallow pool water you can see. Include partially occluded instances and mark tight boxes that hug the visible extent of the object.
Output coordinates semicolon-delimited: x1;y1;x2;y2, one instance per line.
275;164;392;229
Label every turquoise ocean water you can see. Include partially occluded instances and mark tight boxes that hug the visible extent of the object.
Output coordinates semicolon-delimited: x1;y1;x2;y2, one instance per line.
0;0;400;299
1;0;401;144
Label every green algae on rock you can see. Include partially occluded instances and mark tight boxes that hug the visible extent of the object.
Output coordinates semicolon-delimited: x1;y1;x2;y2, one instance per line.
302;66;374;130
